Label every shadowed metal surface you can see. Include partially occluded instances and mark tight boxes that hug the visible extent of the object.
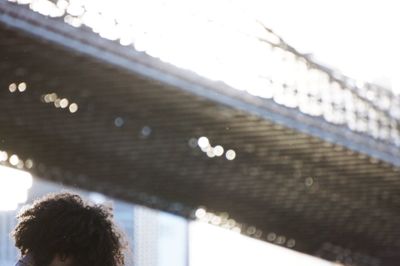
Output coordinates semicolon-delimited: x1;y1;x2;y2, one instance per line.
1;2;400;266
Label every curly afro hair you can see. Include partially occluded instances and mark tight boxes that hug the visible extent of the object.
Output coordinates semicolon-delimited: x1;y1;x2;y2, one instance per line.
12;192;126;266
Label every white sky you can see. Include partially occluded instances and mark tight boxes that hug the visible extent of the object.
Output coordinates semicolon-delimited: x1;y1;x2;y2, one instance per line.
242;0;399;92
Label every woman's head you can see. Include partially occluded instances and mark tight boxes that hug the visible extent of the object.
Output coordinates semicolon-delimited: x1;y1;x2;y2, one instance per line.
13;192;126;266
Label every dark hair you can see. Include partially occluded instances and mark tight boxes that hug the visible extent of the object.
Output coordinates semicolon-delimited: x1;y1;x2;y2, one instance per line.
12;192;126;266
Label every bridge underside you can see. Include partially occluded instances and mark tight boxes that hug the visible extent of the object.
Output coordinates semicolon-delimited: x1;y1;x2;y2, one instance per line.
1;5;400;266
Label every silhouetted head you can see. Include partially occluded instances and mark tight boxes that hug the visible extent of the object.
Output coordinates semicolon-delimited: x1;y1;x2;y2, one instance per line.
13;192;126;266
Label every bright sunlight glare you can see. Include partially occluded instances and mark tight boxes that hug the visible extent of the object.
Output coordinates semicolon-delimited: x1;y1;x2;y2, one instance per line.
0;165;33;211
12;0;399;94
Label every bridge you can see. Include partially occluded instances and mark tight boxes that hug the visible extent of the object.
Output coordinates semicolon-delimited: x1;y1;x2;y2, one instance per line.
0;1;399;265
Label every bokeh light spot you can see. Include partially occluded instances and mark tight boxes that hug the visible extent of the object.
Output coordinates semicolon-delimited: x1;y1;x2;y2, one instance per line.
8;83;17;93
225;149;236;160
69;103;78;113
17;82;27;92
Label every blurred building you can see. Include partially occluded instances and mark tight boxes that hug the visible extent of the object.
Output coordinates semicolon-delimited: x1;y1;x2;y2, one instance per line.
0;211;18;266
